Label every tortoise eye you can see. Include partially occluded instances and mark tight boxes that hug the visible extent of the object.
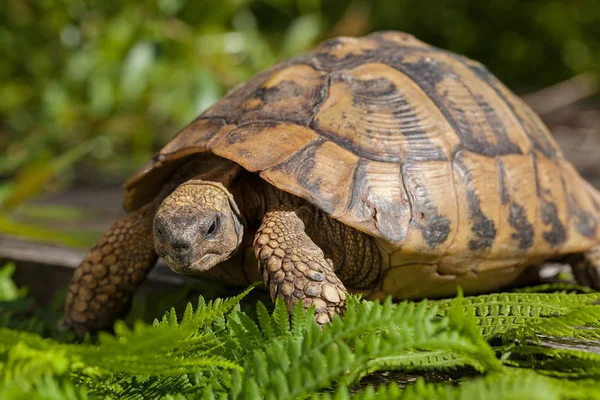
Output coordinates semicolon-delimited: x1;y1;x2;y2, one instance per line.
155;225;165;241
205;216;220;239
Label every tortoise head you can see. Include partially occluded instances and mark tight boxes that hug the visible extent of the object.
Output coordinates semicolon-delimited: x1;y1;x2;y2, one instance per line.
153;180;244;274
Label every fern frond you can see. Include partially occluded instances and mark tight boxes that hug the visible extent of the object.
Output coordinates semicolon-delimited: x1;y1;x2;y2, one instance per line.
435;292;600;317
0;373;89;400
0;316;242;389
433;292;600;340
514;283;597;294
0;325;53;353
271;299;291;336
341;349;469;384
317;369;600;400
229;296;500;399
73;322;242;376
341;296;499;386
446;290;499;367
291;299;313;337
222;298;309;363
78;372;204;400
528;306;600;341
3;341;71;382
155;284;258;328
502;345;600;379
222;309;264;361
4;275;600;399
256;301;277;340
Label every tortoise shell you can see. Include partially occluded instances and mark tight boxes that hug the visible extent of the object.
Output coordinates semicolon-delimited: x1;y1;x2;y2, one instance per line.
124;31;600;295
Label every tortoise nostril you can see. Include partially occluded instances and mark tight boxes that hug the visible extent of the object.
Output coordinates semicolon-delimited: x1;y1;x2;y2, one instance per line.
171;241;191;255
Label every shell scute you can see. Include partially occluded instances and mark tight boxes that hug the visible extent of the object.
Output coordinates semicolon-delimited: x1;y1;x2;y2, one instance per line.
451;151;501;257
496;155;538;254
465;60;562;160
380;51;526;158
238;64;327;125
342;160;410;244
561;162;598;245
400;160;457;255
201;63;293;122
532;153;569;251
210;122;319;172
312;62;456;163
369;31;431;48
260;140;359;217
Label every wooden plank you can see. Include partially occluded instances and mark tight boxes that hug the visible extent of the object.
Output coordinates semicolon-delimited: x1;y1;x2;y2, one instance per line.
0;235;187;286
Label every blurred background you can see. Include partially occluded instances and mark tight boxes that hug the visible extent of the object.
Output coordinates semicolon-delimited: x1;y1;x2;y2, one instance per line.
1;0;599;249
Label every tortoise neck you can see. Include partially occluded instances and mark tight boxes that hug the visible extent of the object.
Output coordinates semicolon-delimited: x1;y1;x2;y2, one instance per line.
163;156;304;228
229;172;305;227
156;155;242;204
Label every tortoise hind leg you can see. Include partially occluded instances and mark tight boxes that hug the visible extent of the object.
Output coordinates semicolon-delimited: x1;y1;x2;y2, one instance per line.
569;246;600;289
62;202;158;336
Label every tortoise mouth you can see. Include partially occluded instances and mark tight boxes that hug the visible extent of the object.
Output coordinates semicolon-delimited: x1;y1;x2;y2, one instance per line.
163;253;220;274
189;253;220;272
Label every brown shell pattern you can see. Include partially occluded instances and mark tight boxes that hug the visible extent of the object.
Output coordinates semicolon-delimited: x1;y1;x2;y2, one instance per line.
124;31;600;262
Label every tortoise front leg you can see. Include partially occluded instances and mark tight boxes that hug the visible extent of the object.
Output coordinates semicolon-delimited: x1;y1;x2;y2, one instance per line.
254;206;347;326
63;202;158;335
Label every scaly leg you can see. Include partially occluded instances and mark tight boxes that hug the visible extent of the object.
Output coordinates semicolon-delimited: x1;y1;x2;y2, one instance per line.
570;246;600;289
62;202;158;335
254;206;348;326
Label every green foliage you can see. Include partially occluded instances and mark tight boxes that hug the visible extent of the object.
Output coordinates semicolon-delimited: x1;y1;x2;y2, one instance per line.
513;282;598;294
2;275;600;399
225;297;500;399
0;285;255;399
0;373;89;400
320;369;600;400
0;263;28;302
433;291;600;341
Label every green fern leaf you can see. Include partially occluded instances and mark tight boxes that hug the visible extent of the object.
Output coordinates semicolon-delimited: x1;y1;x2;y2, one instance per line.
153;284;257;328
531;306;600;341
342;350;469;384
502;345;600;379
271;299;291;337
514;282;597;294
233;296;501;398
224;310;263;359
0;373;89;400
81;373;196;400
319;369;600;400
256;301;277;340
291;300;312;338
434;292;600;340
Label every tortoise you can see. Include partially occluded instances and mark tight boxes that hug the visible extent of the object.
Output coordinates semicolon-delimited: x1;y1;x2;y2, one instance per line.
63;31;600;335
